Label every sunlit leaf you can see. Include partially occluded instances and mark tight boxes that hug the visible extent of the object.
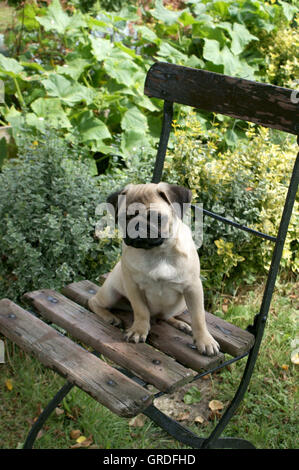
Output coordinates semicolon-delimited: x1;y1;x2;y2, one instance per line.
5;379;13;391
208;400;224;411
42;74;95;106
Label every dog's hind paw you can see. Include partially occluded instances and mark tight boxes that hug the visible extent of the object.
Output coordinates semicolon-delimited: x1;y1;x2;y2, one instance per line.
167;317;192;334
88;297;122;327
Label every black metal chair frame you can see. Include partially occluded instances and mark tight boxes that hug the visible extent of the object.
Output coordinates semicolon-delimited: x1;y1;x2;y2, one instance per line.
23;62;299;449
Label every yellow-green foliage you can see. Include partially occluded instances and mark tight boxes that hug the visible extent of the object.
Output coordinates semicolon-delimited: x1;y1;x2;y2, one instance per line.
263;23;299;87
165;114;298;292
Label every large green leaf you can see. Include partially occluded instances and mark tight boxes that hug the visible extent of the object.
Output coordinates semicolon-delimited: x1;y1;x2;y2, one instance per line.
192;23;227;48
31;97;71;129
56;59;91;81
211;1;229;17
157;42;189;64
90;36;113;62
280;1;298;21
203;39;222;65
42;74;95;106
104;53;141;87
2;105;23;129
121;106;148;132
36;0;70;34
121;129;147;157
136;25;159;44
0;54;24;77
230;23;258;55
72;110;111;145
151;0;185;25
36;0;85;34
203;40;257;77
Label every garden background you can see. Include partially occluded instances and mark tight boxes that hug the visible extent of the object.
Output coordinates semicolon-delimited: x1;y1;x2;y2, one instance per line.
0;0;298;449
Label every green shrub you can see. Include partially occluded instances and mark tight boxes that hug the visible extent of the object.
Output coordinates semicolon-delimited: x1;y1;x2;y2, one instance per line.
262;24;299;87
0;128;121;302
164;115;299;296
0;0;297;167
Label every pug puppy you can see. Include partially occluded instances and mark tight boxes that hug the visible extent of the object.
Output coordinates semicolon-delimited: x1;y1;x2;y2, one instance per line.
88;182;220;356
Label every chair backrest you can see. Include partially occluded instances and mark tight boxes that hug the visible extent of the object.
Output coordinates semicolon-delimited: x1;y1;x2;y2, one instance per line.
144;62;298;135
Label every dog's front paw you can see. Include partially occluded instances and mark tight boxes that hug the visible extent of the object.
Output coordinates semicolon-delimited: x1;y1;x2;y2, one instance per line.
194;332;220;356
124;322;149;344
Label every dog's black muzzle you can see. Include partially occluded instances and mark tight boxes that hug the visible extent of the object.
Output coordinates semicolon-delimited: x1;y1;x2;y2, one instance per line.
122;211;167;250
124;236;164;249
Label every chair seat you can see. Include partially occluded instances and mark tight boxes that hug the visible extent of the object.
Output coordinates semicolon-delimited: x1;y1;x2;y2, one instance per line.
0;278;255;419
0;298;152;418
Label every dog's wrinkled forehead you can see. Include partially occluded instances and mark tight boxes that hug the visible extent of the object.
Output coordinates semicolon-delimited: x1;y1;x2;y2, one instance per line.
124;183;163;206
107;182;192;219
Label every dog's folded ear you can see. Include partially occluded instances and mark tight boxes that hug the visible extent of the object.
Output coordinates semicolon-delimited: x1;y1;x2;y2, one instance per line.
107;189;122;209
106;187;128;217
157;183;192;219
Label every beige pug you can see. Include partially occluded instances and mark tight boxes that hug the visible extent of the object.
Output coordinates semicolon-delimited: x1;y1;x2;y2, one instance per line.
89;182;220;356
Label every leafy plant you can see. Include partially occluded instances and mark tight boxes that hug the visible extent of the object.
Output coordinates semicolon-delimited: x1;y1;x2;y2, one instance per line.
183;385;201;405
0;0;297;168
163;114;299;296
0;127;121;302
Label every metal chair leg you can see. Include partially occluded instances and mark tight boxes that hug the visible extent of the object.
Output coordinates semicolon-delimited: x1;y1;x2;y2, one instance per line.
23;381;74;449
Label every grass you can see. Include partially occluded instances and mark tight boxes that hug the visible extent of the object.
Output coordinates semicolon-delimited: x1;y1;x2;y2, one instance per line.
0;278;298;449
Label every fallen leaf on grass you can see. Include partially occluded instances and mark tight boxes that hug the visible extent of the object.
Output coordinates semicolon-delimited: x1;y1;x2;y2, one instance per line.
291;350;299;365
129;414;146;427
5;379;13;391
70;435;93;449
55;407;64;416
208;400;224;411
176;411;190;421
194;415;205;424
70;429;81;440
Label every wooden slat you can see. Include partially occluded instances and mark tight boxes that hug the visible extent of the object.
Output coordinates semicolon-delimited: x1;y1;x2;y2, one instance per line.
24;289;195;393
176;311;255;357
64;279;254;357
98;275;254;356
62;280;225;372
144;62;299;135
0;299;152;418
121;312;225;372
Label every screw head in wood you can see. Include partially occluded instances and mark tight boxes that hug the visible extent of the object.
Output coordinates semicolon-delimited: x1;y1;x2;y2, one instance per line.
47;296;58;303
107;379;116;386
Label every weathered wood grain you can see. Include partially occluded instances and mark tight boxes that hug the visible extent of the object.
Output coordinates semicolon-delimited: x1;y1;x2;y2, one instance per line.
176;311;255;357
144;62;299;135
62;280;225;372
64;279;254;357
24;289;195;392
0;299;152;417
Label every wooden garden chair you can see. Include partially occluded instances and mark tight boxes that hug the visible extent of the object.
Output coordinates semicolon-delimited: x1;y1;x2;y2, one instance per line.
0;62;298;449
